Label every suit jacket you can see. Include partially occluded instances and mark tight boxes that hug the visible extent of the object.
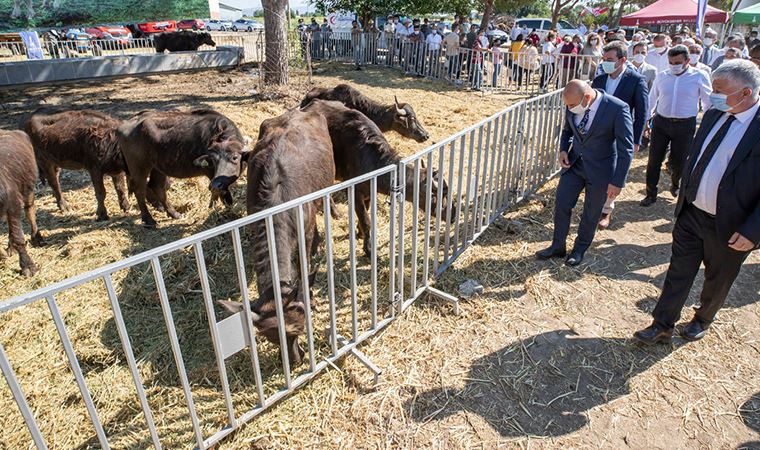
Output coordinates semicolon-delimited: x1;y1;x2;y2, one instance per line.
634;62;657;91
591;67;649;145
701;45;717;65
676;107;760;248
560;91;634;188
710;55;725;71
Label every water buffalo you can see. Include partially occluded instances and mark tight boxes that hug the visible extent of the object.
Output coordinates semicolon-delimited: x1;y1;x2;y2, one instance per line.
25;108;135;221
0;131;44;276
300;84;430;142
117;109;249;228
154;31;215;53
219;108;335;366
301;99;452;257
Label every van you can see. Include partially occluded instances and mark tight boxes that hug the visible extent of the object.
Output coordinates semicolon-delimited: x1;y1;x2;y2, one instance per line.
514;18;581;39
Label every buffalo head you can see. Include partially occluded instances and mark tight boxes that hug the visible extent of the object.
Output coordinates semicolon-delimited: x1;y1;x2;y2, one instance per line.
193;134;251;206
199;32;216;47
393;96;430;143
218;283;306;365
414;161;457;223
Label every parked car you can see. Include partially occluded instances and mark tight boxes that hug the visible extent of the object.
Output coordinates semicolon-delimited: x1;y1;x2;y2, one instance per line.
514;18;581;39
231;19;263;32
85;26;132;45
486;28;509;44
137;20;178;35
178;19;205;31
62;27;92;52
205;19;233;31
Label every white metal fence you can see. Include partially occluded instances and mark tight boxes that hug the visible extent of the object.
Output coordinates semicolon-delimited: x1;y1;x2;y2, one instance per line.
0;90;564;449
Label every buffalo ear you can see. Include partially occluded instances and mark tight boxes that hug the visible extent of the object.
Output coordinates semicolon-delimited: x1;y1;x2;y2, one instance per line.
241;150;253;165
193;154;211;168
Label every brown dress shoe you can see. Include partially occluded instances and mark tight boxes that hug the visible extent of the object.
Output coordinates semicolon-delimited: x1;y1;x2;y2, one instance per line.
598;212;612;229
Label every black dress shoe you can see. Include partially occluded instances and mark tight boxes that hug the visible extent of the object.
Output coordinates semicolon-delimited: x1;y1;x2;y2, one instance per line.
640;196;657;207
633;323;673;344
536;246;567;260
565;252;584;266
680;319;709;341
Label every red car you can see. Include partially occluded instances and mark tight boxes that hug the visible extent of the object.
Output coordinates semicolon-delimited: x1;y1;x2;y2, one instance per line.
178;19;205;31
85;26;132;45
137;20;177;35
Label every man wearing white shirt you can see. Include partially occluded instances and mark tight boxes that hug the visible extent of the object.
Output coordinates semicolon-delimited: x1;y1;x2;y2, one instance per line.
646;34;670;73
424;25;443;77
641;45;712;206
688;44;712;78
635;60;760;344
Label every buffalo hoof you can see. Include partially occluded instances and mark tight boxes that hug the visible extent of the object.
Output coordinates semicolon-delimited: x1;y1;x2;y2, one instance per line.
21;264;38;277
30;233;45;248
141;218;158;229
58;202;71;213
119;201;131;212
167;210;182;220
96;211;110;222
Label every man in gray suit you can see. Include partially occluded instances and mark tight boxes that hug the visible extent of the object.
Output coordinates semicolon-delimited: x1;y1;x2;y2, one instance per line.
631;42;658;90
536;80;634;266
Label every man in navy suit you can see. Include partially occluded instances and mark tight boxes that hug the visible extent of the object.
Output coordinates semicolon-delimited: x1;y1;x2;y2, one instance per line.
635;60;760;344
537;80;634;266
592;41;649;229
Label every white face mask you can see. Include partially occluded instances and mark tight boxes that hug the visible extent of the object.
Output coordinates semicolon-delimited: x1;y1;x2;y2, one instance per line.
670;63;687;75
632;53;646;64
689;53;700;64
703;37;713;46
569;96;590;115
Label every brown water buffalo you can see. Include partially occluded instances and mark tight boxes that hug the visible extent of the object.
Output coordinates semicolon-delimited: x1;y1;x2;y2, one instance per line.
25;109;134;221
117;109;249;228
300;84;430;142
154;31;215;53
0;131;44;276
301;100;452;257
218;108;335;366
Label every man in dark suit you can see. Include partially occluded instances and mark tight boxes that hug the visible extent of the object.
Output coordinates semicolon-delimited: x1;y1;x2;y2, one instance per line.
635;60;760;344
592;41;649;228
536;80;634;266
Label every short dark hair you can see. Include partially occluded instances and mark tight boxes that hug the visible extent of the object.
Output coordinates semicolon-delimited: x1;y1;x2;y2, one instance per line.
633;42;647;51
603;40;628;59
668;44;689;59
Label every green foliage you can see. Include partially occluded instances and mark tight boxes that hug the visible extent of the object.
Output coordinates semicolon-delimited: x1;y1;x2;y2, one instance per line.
0;0;210;29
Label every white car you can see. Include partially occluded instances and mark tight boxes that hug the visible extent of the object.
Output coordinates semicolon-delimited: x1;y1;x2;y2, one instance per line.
514;18;582;39
232;19;264;32
205;19;233;31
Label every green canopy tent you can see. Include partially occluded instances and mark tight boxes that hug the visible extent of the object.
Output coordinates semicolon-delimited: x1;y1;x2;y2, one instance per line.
733;3;760;24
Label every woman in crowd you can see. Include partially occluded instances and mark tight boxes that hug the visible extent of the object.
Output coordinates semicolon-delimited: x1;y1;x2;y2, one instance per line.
516;39;539;88
540;31;557;90
510;34;525;79
580;32;603;79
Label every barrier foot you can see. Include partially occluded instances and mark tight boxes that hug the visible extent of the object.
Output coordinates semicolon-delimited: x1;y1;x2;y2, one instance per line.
336;335;382;387
425;286;460;316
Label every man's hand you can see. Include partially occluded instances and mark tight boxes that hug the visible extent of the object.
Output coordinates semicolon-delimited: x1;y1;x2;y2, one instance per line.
559;151;571;168
607;184;622;199
728;232;755;252
634;144;640;153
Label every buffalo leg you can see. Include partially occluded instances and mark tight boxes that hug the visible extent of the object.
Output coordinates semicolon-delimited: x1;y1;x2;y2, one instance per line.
353;191;372;257
287;335;304;366
7;212;37;277
149;172;181;219
40;162;68;212
146;174;166;212
24;191;44;247
90;170;110;221
112;173;130;213
129;167;157;228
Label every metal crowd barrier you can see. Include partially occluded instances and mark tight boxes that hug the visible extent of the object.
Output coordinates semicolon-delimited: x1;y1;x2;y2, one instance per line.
0;77;565;449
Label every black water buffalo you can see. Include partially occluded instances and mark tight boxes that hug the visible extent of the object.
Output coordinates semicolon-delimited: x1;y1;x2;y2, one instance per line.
117;109;249;228
301;100;452;256
154;31;215;53
300;83;430;142
25;109;135;221
219;108;335;366
0;131;44;276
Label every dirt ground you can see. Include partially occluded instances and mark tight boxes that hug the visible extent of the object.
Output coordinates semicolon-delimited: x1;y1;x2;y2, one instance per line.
1;64;759;449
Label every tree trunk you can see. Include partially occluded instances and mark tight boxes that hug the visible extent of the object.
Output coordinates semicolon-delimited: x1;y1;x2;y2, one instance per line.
11;0;23;19
25;0;34;20
551;2;561;28
262;0;289;85
480;0;494;32
610;1;626;28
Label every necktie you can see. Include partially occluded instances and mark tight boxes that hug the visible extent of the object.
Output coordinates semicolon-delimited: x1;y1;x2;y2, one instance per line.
577;108;591;136
684;115;736;204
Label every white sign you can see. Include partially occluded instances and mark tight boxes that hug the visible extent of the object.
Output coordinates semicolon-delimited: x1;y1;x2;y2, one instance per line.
327;11;356;29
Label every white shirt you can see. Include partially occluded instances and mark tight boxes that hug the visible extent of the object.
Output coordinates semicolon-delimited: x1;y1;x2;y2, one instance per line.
693;100;760;215
649;67;712;118
425;32;442;50
542;42;556;64
690;61;712;78
573;90;603;132
510;25;520;40
395;23;409;36
605;70;624;95
646;45;670;73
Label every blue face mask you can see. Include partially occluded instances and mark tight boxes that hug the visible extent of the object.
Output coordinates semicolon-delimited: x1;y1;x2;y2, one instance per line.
709;89;743;112
601;61;617;74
